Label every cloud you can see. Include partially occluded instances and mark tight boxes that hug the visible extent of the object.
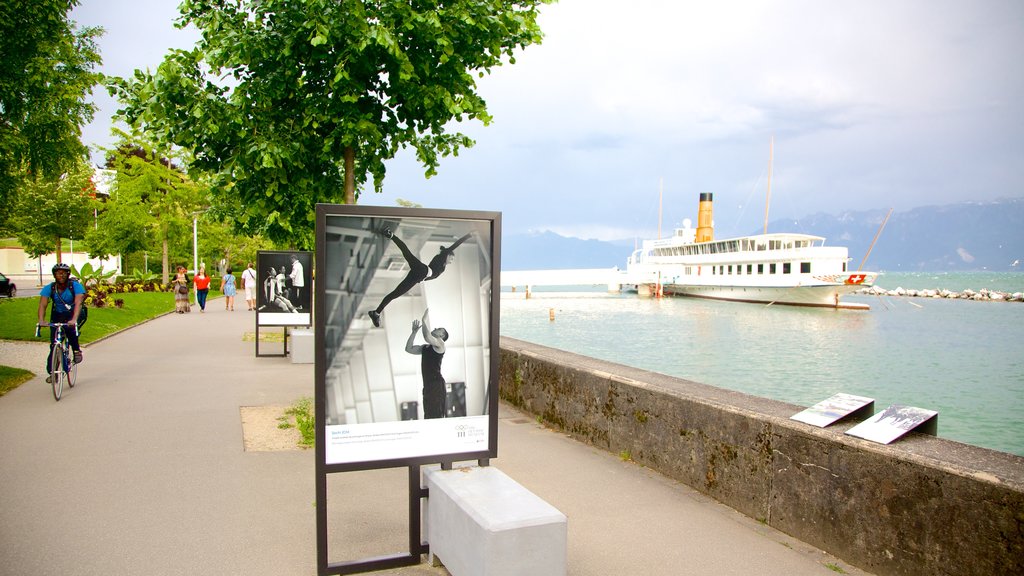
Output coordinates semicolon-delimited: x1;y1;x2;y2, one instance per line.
73;0;1024;241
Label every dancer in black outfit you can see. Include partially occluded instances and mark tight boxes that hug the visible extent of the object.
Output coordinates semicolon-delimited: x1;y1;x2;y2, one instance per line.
368;228;471;327
405;309;449;419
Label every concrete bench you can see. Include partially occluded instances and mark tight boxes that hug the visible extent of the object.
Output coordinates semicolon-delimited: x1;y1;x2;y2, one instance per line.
290;329;314;364
424;465;567;576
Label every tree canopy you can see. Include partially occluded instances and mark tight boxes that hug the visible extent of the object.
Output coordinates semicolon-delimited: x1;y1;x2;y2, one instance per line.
0;0;102;231
110;0;551;247
89;134;207;283
11;160;97;260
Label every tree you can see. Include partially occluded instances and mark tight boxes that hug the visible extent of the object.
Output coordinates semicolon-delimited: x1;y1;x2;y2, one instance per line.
0;0;103;231
91;136;206;284
109;0;550;248
11;160;97;260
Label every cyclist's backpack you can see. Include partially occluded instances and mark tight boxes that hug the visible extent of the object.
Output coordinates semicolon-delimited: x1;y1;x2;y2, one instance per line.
50;280;88;327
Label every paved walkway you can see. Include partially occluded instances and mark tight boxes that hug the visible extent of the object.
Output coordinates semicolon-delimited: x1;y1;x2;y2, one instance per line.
0;302;871;575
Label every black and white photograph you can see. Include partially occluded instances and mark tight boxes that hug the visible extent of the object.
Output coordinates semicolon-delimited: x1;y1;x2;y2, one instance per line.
256;250;312;326
846;404;939;445
791;393;875;428
315;205;499;468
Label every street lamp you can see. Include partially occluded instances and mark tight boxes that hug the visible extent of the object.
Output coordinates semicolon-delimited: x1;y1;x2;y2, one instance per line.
193;215;198;276
191;209;208;305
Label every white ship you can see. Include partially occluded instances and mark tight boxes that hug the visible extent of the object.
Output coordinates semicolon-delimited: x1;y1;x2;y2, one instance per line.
625;193;878;310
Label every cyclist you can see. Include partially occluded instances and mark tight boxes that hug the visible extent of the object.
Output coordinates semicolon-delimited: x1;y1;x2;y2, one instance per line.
37;263;86;379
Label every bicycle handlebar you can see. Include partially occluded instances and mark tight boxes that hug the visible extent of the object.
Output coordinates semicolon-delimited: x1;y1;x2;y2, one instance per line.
35;322;79;338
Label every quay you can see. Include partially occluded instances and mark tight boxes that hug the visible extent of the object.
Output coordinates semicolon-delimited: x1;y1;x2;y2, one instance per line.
0;304;871;575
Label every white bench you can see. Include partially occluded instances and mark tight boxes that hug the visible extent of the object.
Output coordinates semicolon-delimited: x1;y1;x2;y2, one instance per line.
424;465;567;576
290;329;314;363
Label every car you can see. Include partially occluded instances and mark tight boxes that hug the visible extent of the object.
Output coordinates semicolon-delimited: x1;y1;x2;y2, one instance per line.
0;272;16;297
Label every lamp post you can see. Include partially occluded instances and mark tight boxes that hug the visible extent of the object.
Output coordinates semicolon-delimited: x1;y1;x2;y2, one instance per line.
193;215;198;277
191;210;206;306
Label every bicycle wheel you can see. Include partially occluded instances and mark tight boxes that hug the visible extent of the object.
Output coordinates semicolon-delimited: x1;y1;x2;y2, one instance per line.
67;350;77;388
50;346;65;401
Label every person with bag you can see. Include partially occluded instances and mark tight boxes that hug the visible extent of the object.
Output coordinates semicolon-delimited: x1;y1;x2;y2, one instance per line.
172;266;191;314
37;263;87;374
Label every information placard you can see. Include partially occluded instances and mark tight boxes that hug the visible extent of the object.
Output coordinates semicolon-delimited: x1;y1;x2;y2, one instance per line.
845;404;938;445
791;393;875;428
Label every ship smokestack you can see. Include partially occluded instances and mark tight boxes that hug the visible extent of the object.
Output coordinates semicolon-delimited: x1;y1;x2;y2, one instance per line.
696;192;714;243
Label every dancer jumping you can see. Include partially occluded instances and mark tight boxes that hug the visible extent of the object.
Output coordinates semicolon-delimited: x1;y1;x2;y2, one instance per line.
368;228;471;327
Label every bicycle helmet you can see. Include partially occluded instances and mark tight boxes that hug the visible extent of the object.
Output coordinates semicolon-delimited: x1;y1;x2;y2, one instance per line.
52;263;71;277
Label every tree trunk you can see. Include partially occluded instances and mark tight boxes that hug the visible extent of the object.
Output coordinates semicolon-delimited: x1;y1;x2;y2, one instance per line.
55;237;63;263
344;146;355;204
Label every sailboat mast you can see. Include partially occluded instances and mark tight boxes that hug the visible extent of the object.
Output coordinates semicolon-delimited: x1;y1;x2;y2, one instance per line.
764;136;774;234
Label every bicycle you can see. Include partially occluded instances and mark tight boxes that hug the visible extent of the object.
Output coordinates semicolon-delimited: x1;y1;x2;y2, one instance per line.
35;322;78;401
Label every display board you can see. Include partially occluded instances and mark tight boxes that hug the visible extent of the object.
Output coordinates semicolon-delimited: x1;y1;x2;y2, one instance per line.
315;206;498;469
256;250;312;326
846;404;938;444
791;393;875;427
314;205;500;575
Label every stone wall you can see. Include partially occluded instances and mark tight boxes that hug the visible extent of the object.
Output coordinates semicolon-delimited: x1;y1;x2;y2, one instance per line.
498;337;1024;576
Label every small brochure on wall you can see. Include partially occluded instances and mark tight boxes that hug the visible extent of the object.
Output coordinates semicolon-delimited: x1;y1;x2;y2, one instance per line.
845;404;938;445
790;393;875;428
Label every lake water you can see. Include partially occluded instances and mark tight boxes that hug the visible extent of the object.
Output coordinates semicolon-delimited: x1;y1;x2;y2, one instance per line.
498;271;1024;457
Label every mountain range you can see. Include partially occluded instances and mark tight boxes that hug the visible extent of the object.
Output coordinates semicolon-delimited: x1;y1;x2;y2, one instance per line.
502;197;1024;272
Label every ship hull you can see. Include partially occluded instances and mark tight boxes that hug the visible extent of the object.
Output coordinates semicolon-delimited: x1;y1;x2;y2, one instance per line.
651;281;871;310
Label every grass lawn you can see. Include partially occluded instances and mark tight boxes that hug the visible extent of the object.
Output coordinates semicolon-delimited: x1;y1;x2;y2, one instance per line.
0;289;223;343
0;365;34;397
0;289;217;395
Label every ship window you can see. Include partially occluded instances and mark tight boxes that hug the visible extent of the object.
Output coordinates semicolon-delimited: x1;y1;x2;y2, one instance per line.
783;263;792;274
769;263;776;274
719;265;724;275
685;266;692;275
843;262;847;272
801;262;811;273
757;264;764;274
747;264;753;274
728;265;733;275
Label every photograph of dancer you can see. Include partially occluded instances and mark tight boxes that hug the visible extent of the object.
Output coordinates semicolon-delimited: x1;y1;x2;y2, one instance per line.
404;308;449;419
254;251;312;326
368;228;471;327
316;207;498;468
262;266;297;313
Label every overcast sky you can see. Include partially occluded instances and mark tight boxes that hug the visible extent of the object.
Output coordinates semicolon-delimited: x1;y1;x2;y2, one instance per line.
73;0;1024;241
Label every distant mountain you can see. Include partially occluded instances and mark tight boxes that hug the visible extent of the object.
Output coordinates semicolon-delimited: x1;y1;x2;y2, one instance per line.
772;198;1024;271
502;198;1024;272
500;231;631;270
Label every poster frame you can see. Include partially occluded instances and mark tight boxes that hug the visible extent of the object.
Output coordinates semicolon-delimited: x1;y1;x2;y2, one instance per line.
314;204;500;574
254;250;313;357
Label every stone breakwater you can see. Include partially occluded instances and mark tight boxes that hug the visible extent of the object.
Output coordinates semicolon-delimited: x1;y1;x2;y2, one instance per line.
857;286;1024;302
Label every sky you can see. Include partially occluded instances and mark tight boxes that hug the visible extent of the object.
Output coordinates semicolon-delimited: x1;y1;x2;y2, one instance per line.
73;0;1024;241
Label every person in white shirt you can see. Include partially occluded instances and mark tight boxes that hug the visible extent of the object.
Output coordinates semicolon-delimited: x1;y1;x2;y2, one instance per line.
241;263;258;311
288;254;305;310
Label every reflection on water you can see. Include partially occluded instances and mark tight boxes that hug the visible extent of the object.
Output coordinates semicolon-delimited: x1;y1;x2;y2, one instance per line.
500;290;1024;456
